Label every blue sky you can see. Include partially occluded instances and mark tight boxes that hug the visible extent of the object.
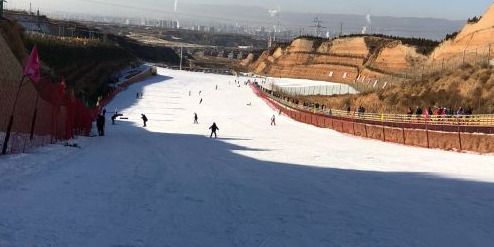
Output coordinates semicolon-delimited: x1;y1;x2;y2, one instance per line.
8;0;493;20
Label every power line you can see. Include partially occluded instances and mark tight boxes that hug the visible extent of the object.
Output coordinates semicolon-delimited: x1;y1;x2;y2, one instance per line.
311;17;326;37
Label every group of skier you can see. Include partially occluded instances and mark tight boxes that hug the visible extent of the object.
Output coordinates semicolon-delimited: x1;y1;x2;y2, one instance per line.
98;80;278;139
191;81;279;139
96;108;148;137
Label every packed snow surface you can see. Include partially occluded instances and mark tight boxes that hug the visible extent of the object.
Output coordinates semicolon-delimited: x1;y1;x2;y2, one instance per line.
262;77;358;95
1;68;494;247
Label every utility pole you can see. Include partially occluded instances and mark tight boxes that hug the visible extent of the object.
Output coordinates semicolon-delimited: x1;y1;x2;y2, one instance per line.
36;8;41;32
179;46;183;70
0;0;6;19
340;22;343;37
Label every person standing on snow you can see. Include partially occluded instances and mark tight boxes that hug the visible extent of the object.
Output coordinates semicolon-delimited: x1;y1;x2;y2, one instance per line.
271;115;276;126
209;122;219;138
199;98;203;104
96;114;105;136
194;113;199;124
141;114;148;127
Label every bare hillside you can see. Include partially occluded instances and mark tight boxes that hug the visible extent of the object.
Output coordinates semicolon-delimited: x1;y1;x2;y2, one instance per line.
245;36;430;84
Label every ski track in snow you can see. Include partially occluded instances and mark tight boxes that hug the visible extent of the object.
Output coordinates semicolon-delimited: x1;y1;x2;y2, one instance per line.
1;68;494;247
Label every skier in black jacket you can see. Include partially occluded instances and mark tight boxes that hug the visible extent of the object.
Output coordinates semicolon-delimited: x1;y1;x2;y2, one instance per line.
141;114;148;127
209;122;219;138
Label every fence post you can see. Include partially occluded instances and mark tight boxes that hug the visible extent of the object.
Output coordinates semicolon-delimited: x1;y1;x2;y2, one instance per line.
352;119;356;135
475;49;478;66
489;44;492;64
426;121;430;149
458;126;462;151
402;127;406;145
382;125;386;142
441;59;444;76
2;76;26;155
29;94;40;140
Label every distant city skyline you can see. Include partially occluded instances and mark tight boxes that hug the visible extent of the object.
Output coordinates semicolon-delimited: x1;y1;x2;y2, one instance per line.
6;0;493;20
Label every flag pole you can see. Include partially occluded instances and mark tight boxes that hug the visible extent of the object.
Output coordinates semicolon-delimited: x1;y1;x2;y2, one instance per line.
2;75;26;155
29;91;40;140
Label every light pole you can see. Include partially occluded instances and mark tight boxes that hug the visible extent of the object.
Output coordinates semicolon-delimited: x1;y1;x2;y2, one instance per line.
179;46;183;70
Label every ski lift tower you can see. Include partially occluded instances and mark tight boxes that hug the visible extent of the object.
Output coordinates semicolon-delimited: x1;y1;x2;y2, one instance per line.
0;0;7;19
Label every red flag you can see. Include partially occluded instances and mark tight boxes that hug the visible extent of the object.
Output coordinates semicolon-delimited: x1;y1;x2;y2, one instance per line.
59;76;66;97
23;46;41;83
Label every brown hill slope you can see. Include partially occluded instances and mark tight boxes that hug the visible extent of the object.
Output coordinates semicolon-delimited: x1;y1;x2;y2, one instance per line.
245;36;428;85
0;20;28;79
434;3;494;61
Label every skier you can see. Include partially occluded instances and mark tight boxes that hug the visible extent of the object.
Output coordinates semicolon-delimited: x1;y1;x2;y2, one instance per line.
96;114;105;136
194;113;199;124
199;91;202;96
102;108;107;116
209;122;219;138
189;91;191;96
141;114;148;127
271;115;276;126
215;85;218;90
111;113;117;125
199;98;203;104
136;92;139;99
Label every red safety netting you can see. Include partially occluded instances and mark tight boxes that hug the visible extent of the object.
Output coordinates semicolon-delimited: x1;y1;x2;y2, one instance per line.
0;78;94;154
1;66;154;155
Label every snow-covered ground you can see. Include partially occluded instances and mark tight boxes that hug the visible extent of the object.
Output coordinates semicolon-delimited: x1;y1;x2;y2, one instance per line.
1;68;494;247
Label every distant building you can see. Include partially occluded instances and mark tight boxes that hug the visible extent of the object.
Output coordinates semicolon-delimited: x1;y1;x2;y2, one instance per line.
5;11;50;34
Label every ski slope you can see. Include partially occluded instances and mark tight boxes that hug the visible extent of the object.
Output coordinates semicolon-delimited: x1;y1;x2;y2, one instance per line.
1;68;494;247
